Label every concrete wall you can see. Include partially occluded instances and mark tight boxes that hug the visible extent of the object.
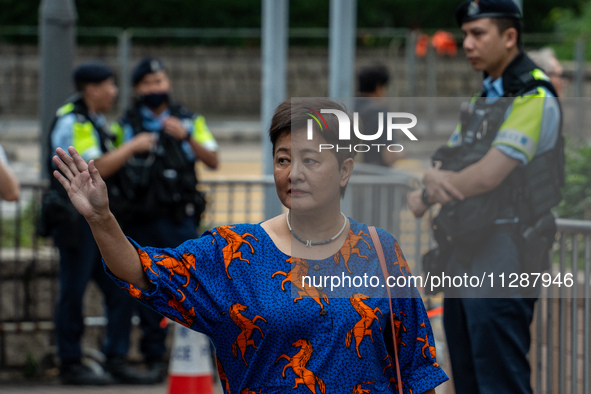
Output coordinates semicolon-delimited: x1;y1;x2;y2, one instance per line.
4;44;588;119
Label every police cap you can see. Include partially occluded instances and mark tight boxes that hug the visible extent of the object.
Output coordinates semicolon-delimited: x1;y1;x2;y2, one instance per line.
73;62;114;86
132;57;165;86
455;0;522;27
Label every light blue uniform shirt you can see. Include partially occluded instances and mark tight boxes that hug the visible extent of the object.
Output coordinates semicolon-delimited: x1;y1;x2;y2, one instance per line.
483;76;561;165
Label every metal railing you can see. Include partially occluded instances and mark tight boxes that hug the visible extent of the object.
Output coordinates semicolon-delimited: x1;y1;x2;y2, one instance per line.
532;218;591;394
0;179;590;393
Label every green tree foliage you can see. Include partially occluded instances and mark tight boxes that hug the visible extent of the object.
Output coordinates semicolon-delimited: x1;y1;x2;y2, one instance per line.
0;0;39;25
557;141;591;220
0;0;579;32
74;0;261;28
550;0;591;60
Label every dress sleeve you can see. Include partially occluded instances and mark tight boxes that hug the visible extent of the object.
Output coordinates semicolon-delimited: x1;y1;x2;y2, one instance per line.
390;297;449;392
104;229;224;336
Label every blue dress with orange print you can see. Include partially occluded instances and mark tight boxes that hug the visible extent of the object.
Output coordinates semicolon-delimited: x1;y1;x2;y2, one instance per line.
106;219;448;393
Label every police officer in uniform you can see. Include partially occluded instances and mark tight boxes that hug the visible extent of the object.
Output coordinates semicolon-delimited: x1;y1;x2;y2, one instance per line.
48;62;157;385
355;64;403;167
408;1;563;393
110;57;219;381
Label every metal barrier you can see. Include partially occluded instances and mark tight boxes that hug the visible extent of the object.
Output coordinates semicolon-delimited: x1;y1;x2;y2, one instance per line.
0;179;590;393
531;219;591;394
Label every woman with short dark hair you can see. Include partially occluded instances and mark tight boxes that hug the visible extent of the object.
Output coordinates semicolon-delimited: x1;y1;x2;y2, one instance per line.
52;98;447;393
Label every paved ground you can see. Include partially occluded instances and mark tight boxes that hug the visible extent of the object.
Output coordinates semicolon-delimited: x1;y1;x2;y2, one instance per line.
0;382;169;394
0;381;224;394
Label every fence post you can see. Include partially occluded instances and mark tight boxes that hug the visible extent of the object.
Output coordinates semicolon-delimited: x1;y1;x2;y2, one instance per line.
117;29;132;113
426;45;438;135
328;0;357;99
39;0;77;179
574;37;586;141
261;0;288;219
405;30;418;97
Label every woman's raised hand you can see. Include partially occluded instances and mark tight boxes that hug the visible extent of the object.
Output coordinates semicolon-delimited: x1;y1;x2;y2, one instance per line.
53;146;110;222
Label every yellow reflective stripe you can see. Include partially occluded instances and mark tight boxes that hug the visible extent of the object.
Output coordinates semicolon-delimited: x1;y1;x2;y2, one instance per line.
192;115;217;148
56;102;75;117
531;68;551;82
110;122;125;147
72;121;100;157
447;124;462;147
494;95;546;161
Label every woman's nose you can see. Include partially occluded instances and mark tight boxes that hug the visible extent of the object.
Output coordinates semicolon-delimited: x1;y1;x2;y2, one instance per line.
290;161;303;181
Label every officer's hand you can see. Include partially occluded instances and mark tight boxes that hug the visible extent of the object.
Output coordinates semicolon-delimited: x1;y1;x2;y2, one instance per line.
407;189;429;218
52;147;110;223
423;164;465;205
130;132;157;153
162;116;188;140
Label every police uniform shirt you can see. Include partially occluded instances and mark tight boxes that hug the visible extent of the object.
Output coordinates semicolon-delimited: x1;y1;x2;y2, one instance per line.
447;77;561;166
120;105;218;161
0;144;9;166
51;109;111;162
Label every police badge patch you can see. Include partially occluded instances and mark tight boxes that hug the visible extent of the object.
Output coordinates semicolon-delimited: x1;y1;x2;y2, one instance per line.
468;0;480;17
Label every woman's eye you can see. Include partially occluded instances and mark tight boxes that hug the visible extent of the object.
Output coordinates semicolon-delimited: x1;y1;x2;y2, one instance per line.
303;158;317;165
277;157;290;165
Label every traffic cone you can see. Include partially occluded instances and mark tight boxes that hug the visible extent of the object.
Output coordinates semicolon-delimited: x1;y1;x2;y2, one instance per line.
167;323;214;394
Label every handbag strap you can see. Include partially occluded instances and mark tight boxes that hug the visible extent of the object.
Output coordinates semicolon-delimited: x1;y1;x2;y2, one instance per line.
368;226;403;394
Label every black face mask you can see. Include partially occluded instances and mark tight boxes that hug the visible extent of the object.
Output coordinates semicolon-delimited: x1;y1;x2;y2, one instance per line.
140;92;169;109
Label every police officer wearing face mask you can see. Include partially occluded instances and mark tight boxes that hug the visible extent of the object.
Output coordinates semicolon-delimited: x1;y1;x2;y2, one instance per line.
408;1;564;393
46;62;157;385
109;57;219;381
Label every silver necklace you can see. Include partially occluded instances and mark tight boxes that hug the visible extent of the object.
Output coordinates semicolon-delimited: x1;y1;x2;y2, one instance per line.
286;209;348;248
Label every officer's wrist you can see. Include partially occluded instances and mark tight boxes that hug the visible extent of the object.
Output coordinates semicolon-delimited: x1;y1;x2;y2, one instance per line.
184;131;192;142
421;186;434;207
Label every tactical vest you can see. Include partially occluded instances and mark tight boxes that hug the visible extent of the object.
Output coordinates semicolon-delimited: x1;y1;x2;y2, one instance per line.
39;98;121;241
431;53;564;246
108;102;202;224
46;97;120;192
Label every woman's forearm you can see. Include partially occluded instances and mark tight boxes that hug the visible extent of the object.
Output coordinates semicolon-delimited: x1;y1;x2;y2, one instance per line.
53;146;151;290
0;161;19;201
87;210;151;290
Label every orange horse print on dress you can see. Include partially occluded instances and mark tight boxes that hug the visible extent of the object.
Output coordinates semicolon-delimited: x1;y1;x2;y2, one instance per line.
393;242;411;277
352;381;375;394
334;229;371;273
216;225;259;279
388;378;412;394
272;257;329;311
240;389;262;394
382;356;412;394
164;290;196;327
153;253;197;289
229;303;267;366
138;249;160;277
275;339;326;394
216;358;231;394
123;283;143;299
417;321;439;367
345;293;382;358
392;311;408;349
